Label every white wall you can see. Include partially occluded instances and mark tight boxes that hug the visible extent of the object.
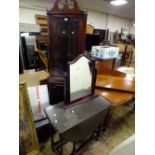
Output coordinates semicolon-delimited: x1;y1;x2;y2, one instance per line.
19;7;46;24
84;9;131;33
129;19;135;34
19;7;134;34
107;15;130;33
85;10;107;29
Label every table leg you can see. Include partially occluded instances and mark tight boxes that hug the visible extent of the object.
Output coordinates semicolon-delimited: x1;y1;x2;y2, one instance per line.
95;124;102;140
102;107;114;131
120;53;125;66
70;142;76;155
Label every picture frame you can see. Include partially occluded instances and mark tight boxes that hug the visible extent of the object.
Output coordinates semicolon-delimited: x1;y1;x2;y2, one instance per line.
19;82;40;155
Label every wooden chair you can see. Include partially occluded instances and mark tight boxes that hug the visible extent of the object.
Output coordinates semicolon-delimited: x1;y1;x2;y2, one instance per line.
35;49;48;71
126;44;134;66
95;62;126;77
117;43;126;53
116;43;127;66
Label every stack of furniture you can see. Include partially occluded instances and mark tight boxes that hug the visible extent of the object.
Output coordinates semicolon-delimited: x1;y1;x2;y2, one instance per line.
35;15;48;35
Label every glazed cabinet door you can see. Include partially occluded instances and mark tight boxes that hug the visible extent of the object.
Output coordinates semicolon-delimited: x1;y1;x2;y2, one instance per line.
48;14;86;73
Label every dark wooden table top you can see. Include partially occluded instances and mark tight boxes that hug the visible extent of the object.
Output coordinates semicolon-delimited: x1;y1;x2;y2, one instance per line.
44;95;111;134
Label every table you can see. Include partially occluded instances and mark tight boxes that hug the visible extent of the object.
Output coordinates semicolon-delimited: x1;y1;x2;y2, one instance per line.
95;74;135;129
96;74;135;93
45;95;111;154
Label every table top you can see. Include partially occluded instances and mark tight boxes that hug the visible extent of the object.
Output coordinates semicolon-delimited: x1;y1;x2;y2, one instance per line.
96;74;135;93
45;95;111;134
96;89;134;106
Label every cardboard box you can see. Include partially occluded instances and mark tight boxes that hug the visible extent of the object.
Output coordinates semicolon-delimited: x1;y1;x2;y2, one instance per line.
91;46;119;59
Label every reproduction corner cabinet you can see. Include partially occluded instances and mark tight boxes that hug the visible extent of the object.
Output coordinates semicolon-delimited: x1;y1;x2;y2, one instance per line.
47;0;87;73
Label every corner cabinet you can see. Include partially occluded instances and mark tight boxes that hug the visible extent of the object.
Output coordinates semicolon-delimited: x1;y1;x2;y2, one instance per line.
47;0;87;73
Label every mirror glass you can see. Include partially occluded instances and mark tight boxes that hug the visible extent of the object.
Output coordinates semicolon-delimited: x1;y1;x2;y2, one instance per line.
70;56;92;101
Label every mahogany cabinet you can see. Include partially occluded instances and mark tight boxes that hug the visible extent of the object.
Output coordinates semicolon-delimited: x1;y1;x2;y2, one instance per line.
47;0;87;104
47;0;87;73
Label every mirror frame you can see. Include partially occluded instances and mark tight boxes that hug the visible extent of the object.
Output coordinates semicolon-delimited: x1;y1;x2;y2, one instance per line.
64;54;96;105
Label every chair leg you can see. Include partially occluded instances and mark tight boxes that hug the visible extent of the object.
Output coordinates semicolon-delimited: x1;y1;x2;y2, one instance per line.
128;51;133;66
120;53;125;66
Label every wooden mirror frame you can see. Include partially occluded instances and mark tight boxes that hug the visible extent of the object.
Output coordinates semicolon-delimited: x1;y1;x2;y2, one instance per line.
64;54;97;105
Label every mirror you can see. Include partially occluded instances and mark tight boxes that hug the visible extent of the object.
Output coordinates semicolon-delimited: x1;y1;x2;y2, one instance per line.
70;56;92;101
65;54;96;105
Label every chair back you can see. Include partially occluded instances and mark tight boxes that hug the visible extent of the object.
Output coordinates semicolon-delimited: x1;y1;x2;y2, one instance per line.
126;44;134;52
117;44;126;53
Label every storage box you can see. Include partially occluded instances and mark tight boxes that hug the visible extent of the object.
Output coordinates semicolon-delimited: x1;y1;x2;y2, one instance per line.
91;46;119;59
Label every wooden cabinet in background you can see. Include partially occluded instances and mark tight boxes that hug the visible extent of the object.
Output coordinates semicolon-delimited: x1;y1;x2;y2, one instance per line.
47;0;87;73
95;60;126;77
47;0;87;104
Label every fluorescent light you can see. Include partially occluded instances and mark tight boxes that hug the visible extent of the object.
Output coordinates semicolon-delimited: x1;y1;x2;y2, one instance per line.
110;0;127;6
21;33;29;37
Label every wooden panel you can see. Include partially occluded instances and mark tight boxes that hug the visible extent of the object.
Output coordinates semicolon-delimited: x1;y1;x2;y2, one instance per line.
48;13;87;72
95;60;114;74
96;89;134;106
96;74;135;93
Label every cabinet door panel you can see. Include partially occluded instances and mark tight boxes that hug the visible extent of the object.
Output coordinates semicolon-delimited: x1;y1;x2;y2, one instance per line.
50;16;80;71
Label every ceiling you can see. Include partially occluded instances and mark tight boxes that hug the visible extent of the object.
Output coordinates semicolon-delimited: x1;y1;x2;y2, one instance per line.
19;0;135;19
